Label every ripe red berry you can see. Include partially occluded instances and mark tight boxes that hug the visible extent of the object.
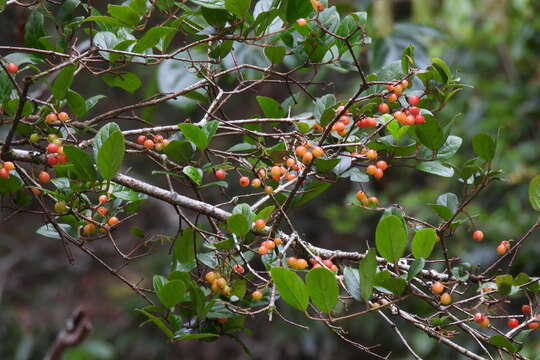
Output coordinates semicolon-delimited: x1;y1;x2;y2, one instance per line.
137;135;146;145
97;206;108;216
408;95;420;106
47;156;58;166
378;103;390;113
507;318;519;329
387;93;398;103
408;106;420;116
472;230;484;242
414;114;425;124
233;264;245;274
47;143;59;153
529;322;539;330
215;169;226;180
38;171;51;183
522;305;532;315
239;176;250;187
45;113;58;124
373;168;384;180
0;167;9;179
6;62;18;74
474;313;484;323
56;154;68;164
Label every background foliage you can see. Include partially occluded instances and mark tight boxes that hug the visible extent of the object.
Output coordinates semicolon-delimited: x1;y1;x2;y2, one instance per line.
0;0;539;359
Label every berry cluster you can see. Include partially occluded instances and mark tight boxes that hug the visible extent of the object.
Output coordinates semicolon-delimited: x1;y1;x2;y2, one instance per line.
45;111;70;124
0;161;15;179
137;134;171;151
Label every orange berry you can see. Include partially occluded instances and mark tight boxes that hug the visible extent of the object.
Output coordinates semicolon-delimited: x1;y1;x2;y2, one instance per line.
143;139;154;149
295;146;307;157
387;93;398;102
295;258;308;270
376;161;388;170
45;113;58;124
107;216;119;226
258;246;268;255
522;305;532;315
401;79;409;88
254;219;266;230
373;168;384;180
312;146;324;157
97;206;108;216
529;322;539;330
368;197;379;206
38;171;50;183
366;165;377;175
302;151;313;164
57;112;70;122
296;18;307;26
3;161;15;171
251;178;261;188
83;223;96;236
205;271;218;283
273;237;282;245
137;135;146;145
366;149;378;160
393;84;403;94
6;62;18;74
153;134;164;143
264;185;273;194
31;187;41;195
496;243;508;256
431;281;444;295
98;195;109;204
287;257;297;267
378;103;390;113
332;122;345;132
262;240;275;250
251;290;263;301
356;190;367;201
216;278;227;288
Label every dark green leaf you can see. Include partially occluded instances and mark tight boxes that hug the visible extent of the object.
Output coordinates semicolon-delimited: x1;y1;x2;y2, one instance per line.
270;267;309;311
135;309;173;338
488;335;516;353
529;175;540;211
157;280;186;308
63;145;97;181
416;161;454;178
97;131;125;180
306;268;338;313
133;26;176;53
359;248;377;302
375;215;407;263
178;123;209;150
227;214;250;237
407;258;425;281
343;267;361;301
374;270;407;296
472;133;496;161
225;0;251;17
102;72;142;93
108;4;140;26
173;228;201;264
183;166;203;186
256;96;285;118
411;228;437;259
66;89;86;117
264;46;285;64
164;140;194;163
51;64;75;100
416;114;444;151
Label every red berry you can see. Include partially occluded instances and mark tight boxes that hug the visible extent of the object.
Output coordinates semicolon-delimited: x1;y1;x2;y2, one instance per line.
239;176;250;187
97;206;108;216
507;318;519;329
233;264;245;274
56;154;68;164
98;195;109;204
414;114;425;124
47;156;58;166
254;218;266;230
473;230;484;242
38;171;50;183
215;169;226;180
47;143;59;153
57;112;70;122
296;18;307;26
408;95;420;106
408;106;420;116
3;161;14;171
522;305;531;315
45;113;58;124
474;313;484;323
0;168;9;179
529;322;539;330
378;103;390;113
6;63;18;74
373;168;384;180
137;135;146;145
107;216;119;226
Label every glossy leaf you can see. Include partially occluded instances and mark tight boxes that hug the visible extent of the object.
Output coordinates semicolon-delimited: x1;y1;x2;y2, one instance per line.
306;268;338;313
411;228;437;259
359;248;377;302
375;215;407;264
270;267;309;311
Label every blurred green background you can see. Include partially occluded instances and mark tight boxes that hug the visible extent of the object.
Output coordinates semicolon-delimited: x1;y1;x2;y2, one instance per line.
1;0;539;359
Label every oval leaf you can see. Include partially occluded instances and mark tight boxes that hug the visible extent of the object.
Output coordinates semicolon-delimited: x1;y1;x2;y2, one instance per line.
97;131;125;180
306;268;339;313
270;267;308;312
375;215;407;264
411;228;437;259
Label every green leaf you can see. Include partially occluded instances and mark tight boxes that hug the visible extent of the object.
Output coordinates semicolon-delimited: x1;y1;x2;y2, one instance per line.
0;72;13;104
488;335;516;353
63;145;97;181
343;267;361;301
157;280;186;308
416;161;454;178
190;0;225;10
164;140;194;163
0;174;23;194
411;228;437;259
292;181;331;207
203;120;220;143
133;26;176;53
24;11;45;49
66;89;86;117
375;215;407;264
529;175;540;211
264;46;285;64
224;0;250;17
374;270;407;296
270;267;309;311
496;274;513;296
51;64;75;100
174;333;219;341
314;158;340;173
472;133;496;161
231;279;246;299
256;96;285;118
96;131;124;180
407;258;425;281
183;166;203;186
108;4;140;26
102;72;142;93
431;58;451;83
341;167;369;182
359;248;377;302
232;203;254;225
430;192;459;219
227;214;250;237
93;122;121;159
415;114;444;151
401;45;415;73
178;123;209;150
135;309;173;338
306;268;338;313
285;0;313;23
173;228;201;264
